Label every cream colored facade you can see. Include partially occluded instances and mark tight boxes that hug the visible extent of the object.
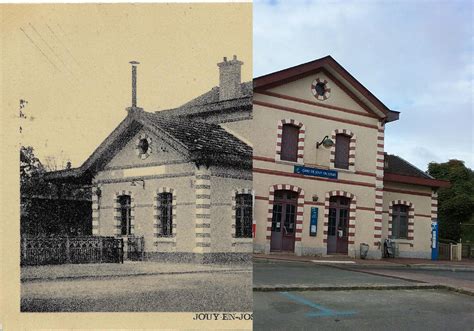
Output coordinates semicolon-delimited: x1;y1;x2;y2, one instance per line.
251;57;444;259
46;57;254;263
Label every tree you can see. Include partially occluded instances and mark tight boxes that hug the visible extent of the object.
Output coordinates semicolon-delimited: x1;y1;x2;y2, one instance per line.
428;160;474;242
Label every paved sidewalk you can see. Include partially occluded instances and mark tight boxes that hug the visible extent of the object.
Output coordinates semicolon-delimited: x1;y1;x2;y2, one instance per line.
21;261;251;281
254;253;474;271
348;268;474;295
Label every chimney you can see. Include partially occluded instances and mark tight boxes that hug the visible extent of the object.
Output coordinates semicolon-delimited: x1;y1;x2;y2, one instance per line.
129;61;140;108
217;55;243;101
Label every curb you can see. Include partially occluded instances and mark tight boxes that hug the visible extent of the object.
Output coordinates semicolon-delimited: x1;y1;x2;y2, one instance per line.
253;284;474;296
253;284;443;292
254;256;474;272
21;268;251;282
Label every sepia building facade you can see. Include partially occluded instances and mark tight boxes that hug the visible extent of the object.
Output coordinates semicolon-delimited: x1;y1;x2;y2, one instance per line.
250;56;449;259
45;56;253;263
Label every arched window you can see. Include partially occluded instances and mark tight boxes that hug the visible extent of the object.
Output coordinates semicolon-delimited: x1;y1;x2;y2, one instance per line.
119;195;132;236
235;193;253;238
158;192;173;236
335;134;350;169
392;204;408;239
281;124;299;162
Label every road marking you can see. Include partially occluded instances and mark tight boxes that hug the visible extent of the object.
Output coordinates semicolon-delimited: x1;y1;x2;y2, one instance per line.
280;292;356;318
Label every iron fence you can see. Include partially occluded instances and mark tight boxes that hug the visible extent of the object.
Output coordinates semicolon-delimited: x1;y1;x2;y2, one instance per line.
21;236;123;266
462;243;474;259
438;242;450;260
126;236;145;261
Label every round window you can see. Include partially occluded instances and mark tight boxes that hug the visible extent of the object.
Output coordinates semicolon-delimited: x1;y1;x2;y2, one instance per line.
311;78;331;101
315;82;326;96
138;138;149;154
135;134;152;159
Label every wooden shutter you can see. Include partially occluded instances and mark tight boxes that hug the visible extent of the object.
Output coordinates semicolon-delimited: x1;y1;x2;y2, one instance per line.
335;134;350;169
281;124;299;162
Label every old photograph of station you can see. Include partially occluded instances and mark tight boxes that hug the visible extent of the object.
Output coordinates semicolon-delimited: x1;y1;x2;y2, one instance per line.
14;4;253;313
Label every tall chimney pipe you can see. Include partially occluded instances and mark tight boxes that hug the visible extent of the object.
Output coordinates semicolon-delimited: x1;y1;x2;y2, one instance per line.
130;61;140;108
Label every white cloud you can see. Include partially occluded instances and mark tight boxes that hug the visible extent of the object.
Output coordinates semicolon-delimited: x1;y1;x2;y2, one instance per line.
255;0;474;169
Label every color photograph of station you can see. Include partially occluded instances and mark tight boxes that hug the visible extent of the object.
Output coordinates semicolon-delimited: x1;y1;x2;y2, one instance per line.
251;56;450;259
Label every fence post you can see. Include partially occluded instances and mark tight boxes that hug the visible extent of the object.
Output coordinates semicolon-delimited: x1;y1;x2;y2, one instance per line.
66;236;71;264
456;243;462;261
99;237;103;263
121;238;124;263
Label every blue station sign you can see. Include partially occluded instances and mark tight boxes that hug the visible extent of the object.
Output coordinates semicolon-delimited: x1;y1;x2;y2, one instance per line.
294;165;338;179
310;207;318;236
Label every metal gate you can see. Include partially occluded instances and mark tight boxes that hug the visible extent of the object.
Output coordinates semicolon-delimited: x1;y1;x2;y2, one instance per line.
462;243;474;259
126;236;145;261
438;242;450;260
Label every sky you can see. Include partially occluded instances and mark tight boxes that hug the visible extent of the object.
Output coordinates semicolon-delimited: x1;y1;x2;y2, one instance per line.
3;3;252;169
254;0;473;170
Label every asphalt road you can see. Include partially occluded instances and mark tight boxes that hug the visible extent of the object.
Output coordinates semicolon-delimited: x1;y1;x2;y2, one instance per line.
254;289;474;331
21;270;252;312
254;260;415;287
253;260;474;331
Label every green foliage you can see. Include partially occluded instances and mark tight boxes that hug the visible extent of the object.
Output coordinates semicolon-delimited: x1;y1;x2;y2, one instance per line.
20;145;92;236
428;160;474;242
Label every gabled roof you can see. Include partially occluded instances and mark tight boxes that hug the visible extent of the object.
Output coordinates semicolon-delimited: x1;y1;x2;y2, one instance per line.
43;108;252;183
253;55;399;122
156;82;252;119
179;81;253;108
384;154;450;188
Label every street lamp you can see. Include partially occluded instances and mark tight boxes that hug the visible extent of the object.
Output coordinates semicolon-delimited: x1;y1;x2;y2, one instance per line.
316;135;334;149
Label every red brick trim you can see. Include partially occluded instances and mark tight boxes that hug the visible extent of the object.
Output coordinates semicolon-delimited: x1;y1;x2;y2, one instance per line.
253;57;389;117
330;129;356;171
254;167;376;188
384;187;431;197
431;190;438;222
266;184;305;252
275;119;305;164
253;155;377;178
373;121;385;246
388;200;414;240
311;77;331;101
257;90;377;119
323;191;357;253
254;100;379;130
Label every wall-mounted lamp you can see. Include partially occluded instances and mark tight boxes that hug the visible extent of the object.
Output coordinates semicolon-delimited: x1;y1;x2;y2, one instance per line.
312;194;319;202
131;179;145;189
316;135;334;149
96;187;102;198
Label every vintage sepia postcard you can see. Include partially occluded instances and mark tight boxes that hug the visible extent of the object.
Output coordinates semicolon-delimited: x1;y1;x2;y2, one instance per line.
1;2;252;330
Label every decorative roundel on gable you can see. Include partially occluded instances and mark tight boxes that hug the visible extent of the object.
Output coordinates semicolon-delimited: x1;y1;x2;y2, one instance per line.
135;133;152;160
311;78;331;101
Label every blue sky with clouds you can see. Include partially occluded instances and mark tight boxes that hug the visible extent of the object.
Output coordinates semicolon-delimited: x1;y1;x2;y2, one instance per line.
254;0;473;170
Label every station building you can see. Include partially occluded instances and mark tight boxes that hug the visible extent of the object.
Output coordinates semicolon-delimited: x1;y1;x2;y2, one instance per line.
45;56;254;263
251;56;449;259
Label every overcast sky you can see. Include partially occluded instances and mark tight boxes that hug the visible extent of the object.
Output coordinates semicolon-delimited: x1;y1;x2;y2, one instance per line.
254;0;473;170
